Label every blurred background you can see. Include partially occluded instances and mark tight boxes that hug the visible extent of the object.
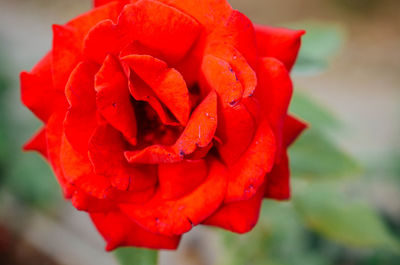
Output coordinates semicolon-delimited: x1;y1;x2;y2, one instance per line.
0;0;399;264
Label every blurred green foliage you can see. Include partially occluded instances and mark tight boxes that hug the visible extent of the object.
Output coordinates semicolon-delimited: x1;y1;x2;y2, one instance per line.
218;23;400;265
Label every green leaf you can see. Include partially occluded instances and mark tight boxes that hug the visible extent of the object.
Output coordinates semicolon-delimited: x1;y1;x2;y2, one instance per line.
289;129;360;178
294;183;400;253
291;21;345;75
114;248;158;265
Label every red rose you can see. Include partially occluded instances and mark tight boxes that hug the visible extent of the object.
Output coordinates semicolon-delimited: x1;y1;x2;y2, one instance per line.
21;0;306;250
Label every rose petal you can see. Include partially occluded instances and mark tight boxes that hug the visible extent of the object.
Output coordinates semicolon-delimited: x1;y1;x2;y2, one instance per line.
60;134;112;199
128;70;178;125
95;55;137;145
125;145;181;164
158;160;208;200
72;189;117;212
118;0;200;63
255;25;305;71
283;114;308;147
158;0;233;30
91;211;181;251
264;152;290;200
264;115;307;200
52;2;123;91
172;90;217;156
119;158;228;235
46;112;75;198
216;102;255;165
209;10;258;68
94;0;130;8
204;182;265;233
206;43;257;98
224;119;276;203
255;57;293;162
201;54;243;106
88;124;158;192
122;54;190;125
23;128;48;158
83;19;131;64
64;61;99;153
20;52;67;122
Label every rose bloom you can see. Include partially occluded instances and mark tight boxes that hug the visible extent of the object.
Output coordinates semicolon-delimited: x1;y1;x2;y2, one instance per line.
21;0;306;250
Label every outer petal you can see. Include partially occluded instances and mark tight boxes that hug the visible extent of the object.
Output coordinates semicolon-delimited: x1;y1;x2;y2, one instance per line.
208;10;258;68
224;119;276;203
255;25;305;71
118;0;201;64
83;19;131;64
215;102;255;165
158;0;233;30
64;61;99;153
283;114;308;147
46;112;75;198
264;115;307;200
23;128;48;158
158;160;208;200
94;0;130;8
52;2;123;91
204;182;266;233
122;54;190;125
60;134;111;199
88;124;158;192
95;55;137;145
71;189;117;212
20;52;67;122
172;90;217;156
255;57;293;161
264;152;290;200
119;158;228;235
91;211;181;250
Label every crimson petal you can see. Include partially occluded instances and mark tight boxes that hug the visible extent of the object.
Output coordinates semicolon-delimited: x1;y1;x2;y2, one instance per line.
118;0;200;64
91;211;181;250
88;124;158;192
224;119;276;203
64;61;99;153
23;128;48;158
255;25;305;71
52;2;123;91
204;182;265;233
125;145;181;164
119;158;228;235
201;54;243;106
158;160;208;200
60;134;112;199
173;90;217;156
122;54;190;125
264;115;307;200
45;112;75;198
20;52;67;122
255;57;293;162
157;0;233;31
95;55;137;145
264;152;290;200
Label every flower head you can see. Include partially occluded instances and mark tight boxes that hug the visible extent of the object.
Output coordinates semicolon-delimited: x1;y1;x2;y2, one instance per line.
21;0;306;250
